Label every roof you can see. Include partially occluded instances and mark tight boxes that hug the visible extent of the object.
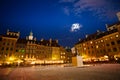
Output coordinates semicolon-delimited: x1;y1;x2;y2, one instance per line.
75;29;118;45
107;22;120;28
8;30;19;34
39;39;60;47
17;38;27;44
17;39;60;47
2;34;19;38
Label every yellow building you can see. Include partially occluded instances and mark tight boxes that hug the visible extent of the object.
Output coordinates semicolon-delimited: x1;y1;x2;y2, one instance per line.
0;30;20;63
75;21;120;62
0;30;68;64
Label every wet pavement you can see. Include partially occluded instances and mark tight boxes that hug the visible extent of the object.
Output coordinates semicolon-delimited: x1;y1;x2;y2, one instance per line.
0;64;120;80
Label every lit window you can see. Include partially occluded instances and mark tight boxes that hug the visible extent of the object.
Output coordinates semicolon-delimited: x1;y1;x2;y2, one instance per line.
116;35;119;38
101;40;103;42
90;41;93;44
96;45;99;48
83;44;85;46
84;48;86;50
22;50;25;53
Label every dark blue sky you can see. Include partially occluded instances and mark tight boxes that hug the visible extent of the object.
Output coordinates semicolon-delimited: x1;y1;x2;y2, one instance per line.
0;0;120;47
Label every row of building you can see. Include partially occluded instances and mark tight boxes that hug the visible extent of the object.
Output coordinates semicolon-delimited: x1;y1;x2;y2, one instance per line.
74;12;120;62
0;30;72;65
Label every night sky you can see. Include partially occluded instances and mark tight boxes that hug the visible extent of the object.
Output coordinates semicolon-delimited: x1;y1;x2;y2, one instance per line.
0;0;120;47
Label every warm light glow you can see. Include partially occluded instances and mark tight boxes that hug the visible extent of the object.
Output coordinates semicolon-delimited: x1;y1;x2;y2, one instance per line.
90;41;93;44
31;61;35;64
104;55;108;58
9;57;15;61
83;44;85;46
6;62;10;64
84;48;86;50
116;35;119;37
52;57;57;60
21;55;24;58
96;45;99;48
101;40;103;42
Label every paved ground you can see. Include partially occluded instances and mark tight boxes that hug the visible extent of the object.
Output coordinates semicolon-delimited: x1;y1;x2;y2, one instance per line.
0;64;120;80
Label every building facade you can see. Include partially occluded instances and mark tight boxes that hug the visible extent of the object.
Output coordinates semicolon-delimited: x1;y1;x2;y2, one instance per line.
0;30;70;65
0;30;20;63
75;14;120;62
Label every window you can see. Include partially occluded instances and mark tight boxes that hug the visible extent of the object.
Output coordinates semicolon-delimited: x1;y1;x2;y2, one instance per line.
16;50;18;52
6;47;9;51
116;35;119;38
100;50;103;53
111;41;115;45
101;40;103;42
1;47;4;51
88;47;89;49
113;48;117;52
91;46;93;48
106;44;110;46
109;29;111;31
10;48;13;51
110;37;113;39
7;43;9;45
96;45;99;48
108;49;111;52
97;50;99;53
90;41;93;44
21;49;25;53
103;49;106;53
83;44;85;46
117;40;120;44
84;48;86;50
3;42;5;45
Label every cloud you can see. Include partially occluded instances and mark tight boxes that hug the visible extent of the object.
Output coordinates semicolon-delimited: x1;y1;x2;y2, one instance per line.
73;0;110;18
59;0;120;20
63;7;70;15
70;23;82;32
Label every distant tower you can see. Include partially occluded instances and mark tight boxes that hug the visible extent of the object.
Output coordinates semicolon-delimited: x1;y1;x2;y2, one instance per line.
117;12;120;21
28;31;33;40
